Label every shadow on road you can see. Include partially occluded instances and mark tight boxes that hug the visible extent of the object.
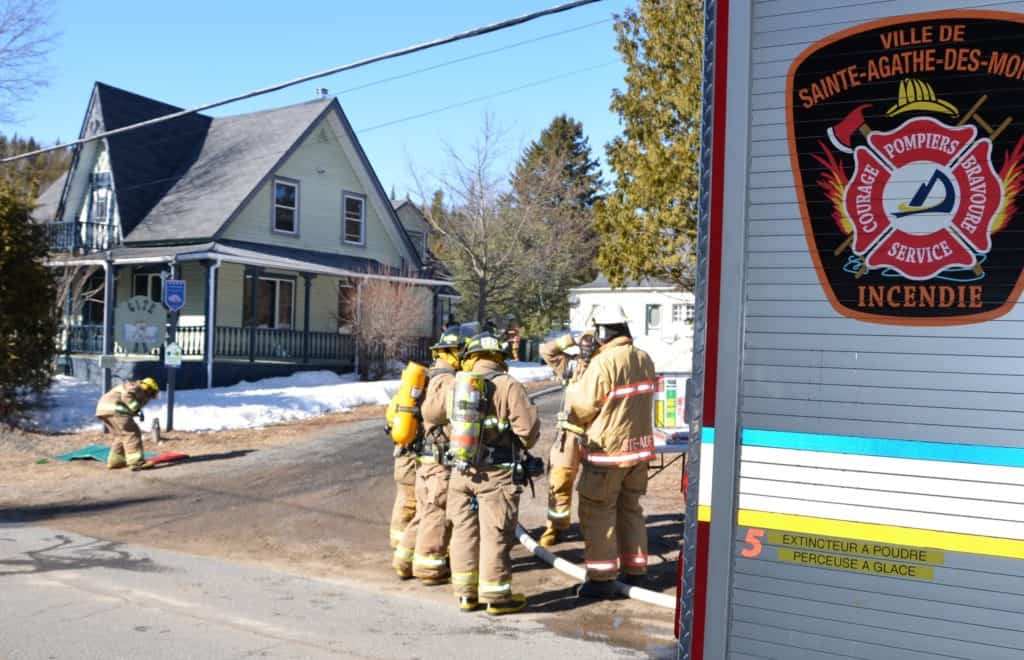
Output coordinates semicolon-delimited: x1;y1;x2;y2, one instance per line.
177;449;256;466
0;496;175;523
0;533;162;577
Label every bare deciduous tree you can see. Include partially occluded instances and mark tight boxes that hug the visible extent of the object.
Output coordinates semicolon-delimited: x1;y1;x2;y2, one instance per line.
0;0;59;121
342;275;431;380
412;115;592;326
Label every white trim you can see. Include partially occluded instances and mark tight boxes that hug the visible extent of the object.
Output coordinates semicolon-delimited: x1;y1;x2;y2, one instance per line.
206;259;220;389
244;273;296;329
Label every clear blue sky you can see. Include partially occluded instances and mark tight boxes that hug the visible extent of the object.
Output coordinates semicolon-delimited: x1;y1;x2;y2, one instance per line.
10;0;630;199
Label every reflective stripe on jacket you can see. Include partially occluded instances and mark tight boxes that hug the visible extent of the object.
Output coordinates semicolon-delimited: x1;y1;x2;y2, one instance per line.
567;336;656;468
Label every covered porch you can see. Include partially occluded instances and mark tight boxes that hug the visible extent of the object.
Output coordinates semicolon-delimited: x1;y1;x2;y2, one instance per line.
51;241;453;388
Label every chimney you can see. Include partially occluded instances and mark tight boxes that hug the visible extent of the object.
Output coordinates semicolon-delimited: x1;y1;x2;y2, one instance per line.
315;87;329;99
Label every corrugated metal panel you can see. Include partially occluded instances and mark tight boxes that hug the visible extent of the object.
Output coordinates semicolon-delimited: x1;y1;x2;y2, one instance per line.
721;1;1024;658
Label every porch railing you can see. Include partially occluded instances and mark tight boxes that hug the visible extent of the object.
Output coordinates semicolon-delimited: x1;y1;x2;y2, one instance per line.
60;324;408;366
47;221;119;253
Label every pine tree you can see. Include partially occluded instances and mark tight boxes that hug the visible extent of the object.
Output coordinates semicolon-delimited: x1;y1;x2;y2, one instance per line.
0;182;59;421
504;115;603;333
595;0;703;291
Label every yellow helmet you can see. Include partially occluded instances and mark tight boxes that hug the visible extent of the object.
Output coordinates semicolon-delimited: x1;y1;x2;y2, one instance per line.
140;377;160;394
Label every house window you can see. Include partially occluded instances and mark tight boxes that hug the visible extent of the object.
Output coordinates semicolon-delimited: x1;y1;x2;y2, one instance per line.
243;275;295;329
273;179;299;234
645;304;662;335
133;273;162;303
686;304;695;323
92;190;109;223
343;193;365;244
672;304;684;323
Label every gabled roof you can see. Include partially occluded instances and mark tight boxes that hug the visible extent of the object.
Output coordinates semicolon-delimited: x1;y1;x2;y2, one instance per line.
41;82;423;270
95;83;212;236
127;98;331;244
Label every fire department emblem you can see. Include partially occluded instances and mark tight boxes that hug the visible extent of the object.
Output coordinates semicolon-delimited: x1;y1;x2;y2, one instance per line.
788;11;1024;324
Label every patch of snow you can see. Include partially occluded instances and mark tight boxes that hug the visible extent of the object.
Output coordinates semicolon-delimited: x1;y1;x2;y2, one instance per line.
26;363;554;434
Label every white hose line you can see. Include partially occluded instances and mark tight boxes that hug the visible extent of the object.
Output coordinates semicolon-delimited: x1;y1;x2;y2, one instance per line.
515;524;676;610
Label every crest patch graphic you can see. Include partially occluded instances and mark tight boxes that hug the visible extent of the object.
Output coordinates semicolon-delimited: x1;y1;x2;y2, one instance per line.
788;11;1024;324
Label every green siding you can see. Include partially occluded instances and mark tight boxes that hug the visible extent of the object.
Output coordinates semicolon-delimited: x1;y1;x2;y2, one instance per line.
217;262;246;327
220;116;405;268
309;276;338;332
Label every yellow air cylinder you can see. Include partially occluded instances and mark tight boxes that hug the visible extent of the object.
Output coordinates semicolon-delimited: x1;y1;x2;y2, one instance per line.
390;362;428;446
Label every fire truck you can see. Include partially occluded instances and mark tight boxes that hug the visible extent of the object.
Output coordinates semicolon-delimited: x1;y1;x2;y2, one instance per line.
678;3;1024;658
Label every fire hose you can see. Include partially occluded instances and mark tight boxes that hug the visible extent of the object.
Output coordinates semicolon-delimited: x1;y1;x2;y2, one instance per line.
520;385;677;610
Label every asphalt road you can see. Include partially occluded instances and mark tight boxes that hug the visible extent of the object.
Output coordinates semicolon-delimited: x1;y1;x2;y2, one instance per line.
0;388;681;659
0;524;646;660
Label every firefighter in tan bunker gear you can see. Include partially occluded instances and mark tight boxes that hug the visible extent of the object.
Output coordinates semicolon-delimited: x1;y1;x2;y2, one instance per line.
95;378;160;469
568;304;656;599
393;329;463;584
445;332;540;615
538;332;594;547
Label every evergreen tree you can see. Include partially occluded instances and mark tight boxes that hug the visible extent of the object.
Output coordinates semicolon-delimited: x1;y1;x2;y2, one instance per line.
504;115;603;333
0;133;71;199
595;0;703;291
0;182;58;421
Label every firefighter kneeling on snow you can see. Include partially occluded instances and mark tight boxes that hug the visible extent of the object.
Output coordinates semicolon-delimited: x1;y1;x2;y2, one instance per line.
95;377;160;469
445;331;540;615
392;328;464;585
568;305;656;599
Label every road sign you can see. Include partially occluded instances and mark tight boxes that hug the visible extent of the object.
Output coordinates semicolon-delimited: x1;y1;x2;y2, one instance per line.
164;341;182;368
115;296;167;354
163;279;186;312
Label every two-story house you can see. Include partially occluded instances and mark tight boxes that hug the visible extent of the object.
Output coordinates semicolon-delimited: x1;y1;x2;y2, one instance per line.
36;82;457;388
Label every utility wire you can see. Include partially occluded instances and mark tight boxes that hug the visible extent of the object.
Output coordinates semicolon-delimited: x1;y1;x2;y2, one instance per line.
360;60;619;133
335;17;612;97
1;0;604;164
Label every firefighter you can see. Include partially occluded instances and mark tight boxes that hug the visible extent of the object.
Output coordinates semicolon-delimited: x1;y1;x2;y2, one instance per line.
388;402;419;548
393;328;463;585
95;377;160;469
538;331;594;547
445;331;540;615
568;304;656;599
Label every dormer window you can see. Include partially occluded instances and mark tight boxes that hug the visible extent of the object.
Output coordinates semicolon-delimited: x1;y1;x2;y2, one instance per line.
273;178;299;234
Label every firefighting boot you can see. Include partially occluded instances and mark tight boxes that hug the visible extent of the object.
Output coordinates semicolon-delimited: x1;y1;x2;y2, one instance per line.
576;580;618;600
458;596;482;612
485;593;527;616
106;452;127;469
538;525;561;548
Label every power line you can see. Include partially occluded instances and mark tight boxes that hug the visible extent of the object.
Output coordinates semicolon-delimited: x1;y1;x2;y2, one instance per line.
335;17;613;97
359;60;619;133
1;0;604;165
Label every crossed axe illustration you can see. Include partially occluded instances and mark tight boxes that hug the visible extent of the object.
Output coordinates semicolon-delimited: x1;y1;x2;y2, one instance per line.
825;97;1011;277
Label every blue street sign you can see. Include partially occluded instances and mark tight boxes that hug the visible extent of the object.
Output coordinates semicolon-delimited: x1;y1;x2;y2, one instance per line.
163;279;186;312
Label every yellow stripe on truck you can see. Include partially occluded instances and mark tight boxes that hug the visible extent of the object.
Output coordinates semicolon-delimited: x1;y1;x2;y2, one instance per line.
697;505;1024;560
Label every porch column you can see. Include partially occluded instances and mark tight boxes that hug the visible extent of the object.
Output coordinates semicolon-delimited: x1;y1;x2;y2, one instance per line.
246;266;263;363
302;273;315;364
101;259;115;394
203;260;220;389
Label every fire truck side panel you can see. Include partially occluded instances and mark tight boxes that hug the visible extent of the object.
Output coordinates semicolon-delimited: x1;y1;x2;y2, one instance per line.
698;1;1024;658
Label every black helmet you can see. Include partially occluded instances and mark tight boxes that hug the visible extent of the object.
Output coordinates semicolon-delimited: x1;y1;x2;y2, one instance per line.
462;331;505;358
430;326;463;351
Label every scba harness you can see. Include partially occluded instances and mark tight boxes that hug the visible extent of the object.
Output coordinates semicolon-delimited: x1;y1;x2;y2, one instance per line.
446;371;543;492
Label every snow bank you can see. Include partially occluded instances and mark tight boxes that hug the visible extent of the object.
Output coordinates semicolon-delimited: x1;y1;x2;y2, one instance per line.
26;362;554;434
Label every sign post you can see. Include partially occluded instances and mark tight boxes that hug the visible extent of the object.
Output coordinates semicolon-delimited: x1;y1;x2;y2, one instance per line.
163;273;185;431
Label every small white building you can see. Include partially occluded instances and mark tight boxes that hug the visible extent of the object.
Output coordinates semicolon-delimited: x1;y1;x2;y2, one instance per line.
568;274;694;373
